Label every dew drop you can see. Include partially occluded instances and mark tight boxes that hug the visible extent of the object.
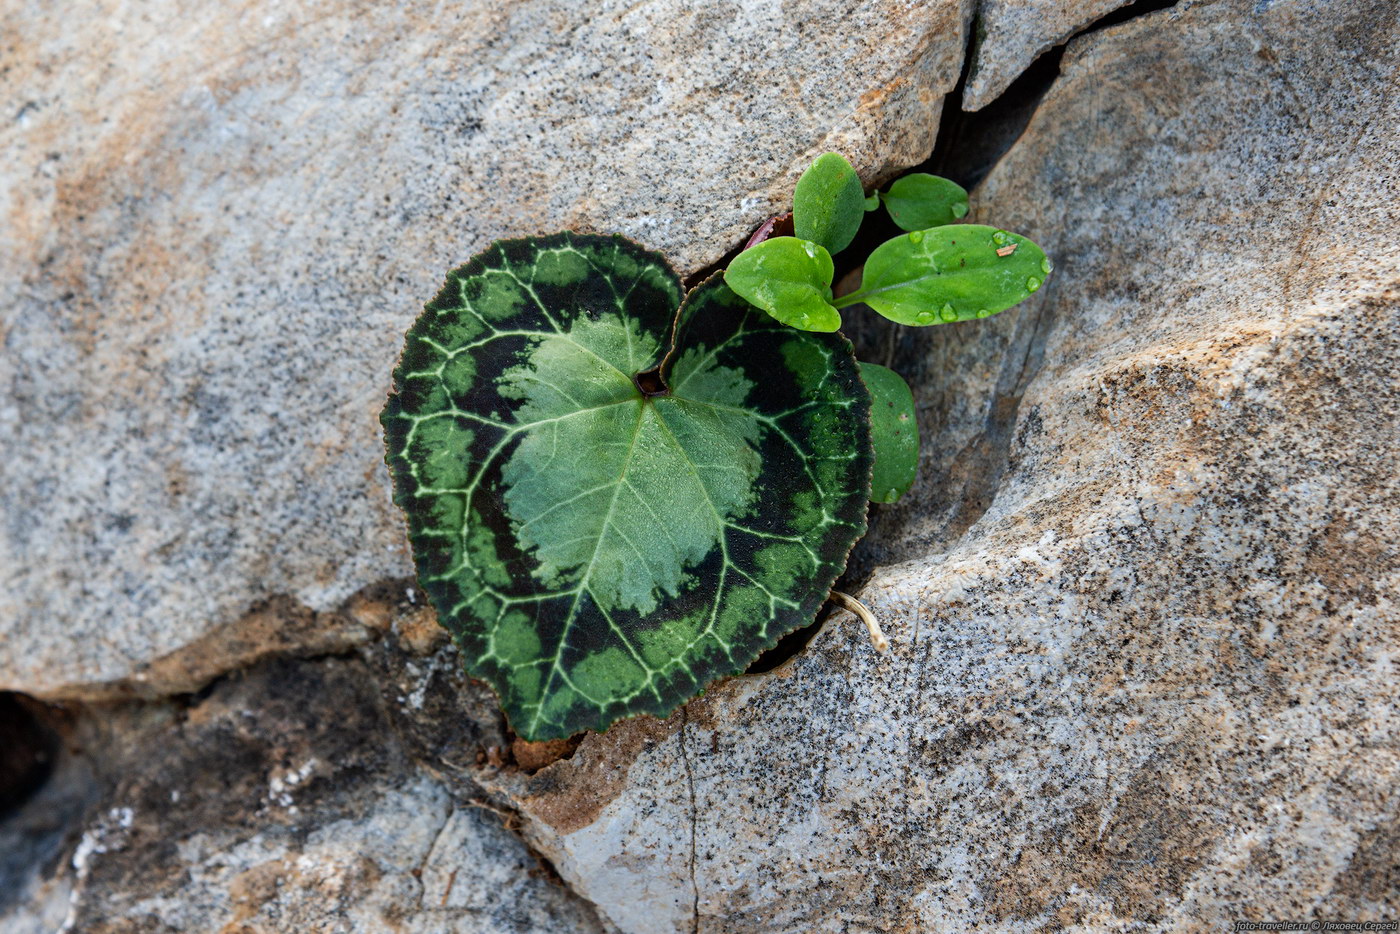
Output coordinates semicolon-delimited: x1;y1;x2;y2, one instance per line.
907;230;924;244
1026;277;1041;292
915;310;936;323
976;308;992;318
991;230;1008;245
803;242;818;258
951;202;969;219
940;303;957;321
1041;257;1053;274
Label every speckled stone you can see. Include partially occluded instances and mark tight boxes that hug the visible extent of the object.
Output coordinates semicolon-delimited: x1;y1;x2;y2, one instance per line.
471;1;1400;930
962;0;1137;111
0;0;967;696
0;656;606;934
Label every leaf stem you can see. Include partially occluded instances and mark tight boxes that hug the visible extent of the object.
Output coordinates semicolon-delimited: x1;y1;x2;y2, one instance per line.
833;270;942;309
828;590;888;652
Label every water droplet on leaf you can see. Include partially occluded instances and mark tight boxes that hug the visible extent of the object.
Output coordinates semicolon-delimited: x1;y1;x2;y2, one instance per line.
1041;257;1053;274
908;230;924;244
976;308;992;318
940;303;957;321
803;242;818;258
1026;277;1041;292
952;202;968;219
915;310;935;323
991;230;1008;245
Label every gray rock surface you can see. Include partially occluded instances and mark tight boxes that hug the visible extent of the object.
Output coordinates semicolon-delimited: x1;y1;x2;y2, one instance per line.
0;0;968;696
0;655;607;934
963;0;1135;111
467;0;1400;930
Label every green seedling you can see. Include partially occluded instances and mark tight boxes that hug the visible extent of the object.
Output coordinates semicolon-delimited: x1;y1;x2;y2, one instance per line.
724;153;1049;336
724;153;1049;512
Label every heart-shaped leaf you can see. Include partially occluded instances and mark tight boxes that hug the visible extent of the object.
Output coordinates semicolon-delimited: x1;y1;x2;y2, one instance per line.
793;152;866;255
835;224;1051;326
382;234;872;740
880;173;969;231
723;236;841;332
860;363;919;504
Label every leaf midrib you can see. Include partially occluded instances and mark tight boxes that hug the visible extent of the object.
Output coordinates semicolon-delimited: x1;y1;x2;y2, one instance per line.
526;399;654;735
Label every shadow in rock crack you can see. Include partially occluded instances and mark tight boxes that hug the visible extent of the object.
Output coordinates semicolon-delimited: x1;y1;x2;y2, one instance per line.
705;2;1192;610
832;1;1194;583
746;20;1075;672
0;694;99;922
940;0;1184;190
0;694;58;818
744;2;1188;668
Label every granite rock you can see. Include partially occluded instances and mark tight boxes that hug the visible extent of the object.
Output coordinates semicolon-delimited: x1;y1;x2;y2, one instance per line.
963;0;1136;111
467;1;1400;930
0;0;968;696
0;655;606;934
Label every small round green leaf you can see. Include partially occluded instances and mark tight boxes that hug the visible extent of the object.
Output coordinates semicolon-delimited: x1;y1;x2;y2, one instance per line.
880;173;970;231
859;363;919;504
382;235;872;741
724;237;841;332
839;224;1051;326
793;152;866;255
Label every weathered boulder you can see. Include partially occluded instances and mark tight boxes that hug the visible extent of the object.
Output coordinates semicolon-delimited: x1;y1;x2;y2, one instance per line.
0;0;967;697
963;0;1136;110
0;655;606;933
467;0;1400;930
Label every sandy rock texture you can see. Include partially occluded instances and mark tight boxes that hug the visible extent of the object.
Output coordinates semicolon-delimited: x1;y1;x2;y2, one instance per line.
0;653;606;934
963;0;1134;110
468;0;1400;930
0;0;967;697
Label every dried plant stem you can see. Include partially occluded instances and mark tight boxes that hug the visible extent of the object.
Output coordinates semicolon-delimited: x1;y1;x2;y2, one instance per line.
828;590;888;652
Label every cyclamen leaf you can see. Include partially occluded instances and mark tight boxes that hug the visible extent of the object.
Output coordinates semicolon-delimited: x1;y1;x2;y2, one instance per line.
840;224;1051;326
382;234;872;740
793;152;866;255
859;363;919;504
724;237;841;332
881;173;970;231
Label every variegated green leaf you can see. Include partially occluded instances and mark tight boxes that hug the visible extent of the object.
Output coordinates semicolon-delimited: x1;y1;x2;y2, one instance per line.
382;234;871;740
